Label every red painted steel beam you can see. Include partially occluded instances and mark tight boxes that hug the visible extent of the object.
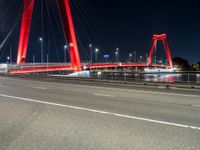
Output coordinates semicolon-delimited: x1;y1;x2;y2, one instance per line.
86;63;167;69
58;0;82;71
17;0;34;64
147;39;156;66
9;65;73;74
9;63;168;74
162;39;173;68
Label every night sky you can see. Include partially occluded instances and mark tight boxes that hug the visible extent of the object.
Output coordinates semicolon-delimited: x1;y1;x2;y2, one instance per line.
0;0;200;63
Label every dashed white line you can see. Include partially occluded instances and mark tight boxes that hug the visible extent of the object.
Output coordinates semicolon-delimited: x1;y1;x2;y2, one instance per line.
25;80;200;98
93;93;114;97
0;93;200;131
31;86;47;90
192;105;200;107
2;77;200;98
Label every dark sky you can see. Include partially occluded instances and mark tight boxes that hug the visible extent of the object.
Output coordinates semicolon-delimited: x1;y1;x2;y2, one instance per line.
0;0;200;63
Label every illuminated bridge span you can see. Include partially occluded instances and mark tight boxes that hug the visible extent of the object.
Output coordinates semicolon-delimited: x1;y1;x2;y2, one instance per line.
8;63;169;74
4;0;173;74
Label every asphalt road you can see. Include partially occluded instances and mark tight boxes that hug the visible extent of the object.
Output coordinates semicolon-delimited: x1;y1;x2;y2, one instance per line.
0;76;200;150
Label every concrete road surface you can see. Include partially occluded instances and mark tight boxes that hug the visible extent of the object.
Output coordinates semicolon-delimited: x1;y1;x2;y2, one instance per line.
0;76;200;150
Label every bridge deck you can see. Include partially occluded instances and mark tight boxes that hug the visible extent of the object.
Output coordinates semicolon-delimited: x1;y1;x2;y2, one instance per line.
7;63;169;74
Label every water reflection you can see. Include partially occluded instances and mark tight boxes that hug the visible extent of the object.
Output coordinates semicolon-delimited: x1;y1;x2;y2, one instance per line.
144;74;200;84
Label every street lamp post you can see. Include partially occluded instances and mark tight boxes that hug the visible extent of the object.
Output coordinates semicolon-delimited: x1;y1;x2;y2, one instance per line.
154;55;157;64
134;51;136;62
140;56;143;62
39;37;44;63
95;48;99;62
7;56;10;64
129;53;132;62
115;51;119;62
33;54;35;64
115;48;119;62
64;45;67;63
89;44;93;63
10;44;12;64
146;53;148;63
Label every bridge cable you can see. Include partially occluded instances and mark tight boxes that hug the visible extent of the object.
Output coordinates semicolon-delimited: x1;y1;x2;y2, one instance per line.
0;0;34;53
72;0;117;62
0;0;16;19
70;1;91;61
45;0;61;62
71;0;105;61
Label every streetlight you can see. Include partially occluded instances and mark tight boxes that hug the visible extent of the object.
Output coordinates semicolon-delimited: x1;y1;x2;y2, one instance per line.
140;56;143;62
7;56;10;63
154;55;157;64
95;48;99;62
89;44;93;63
39;37;44;63
129;53;132;62
115;51;119;62
115;48;119;62
64;44;67;63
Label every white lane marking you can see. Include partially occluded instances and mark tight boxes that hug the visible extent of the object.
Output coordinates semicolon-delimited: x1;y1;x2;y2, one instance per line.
93;93;114;98
1;77;200;98
40;82;200;98
192;105;200;107
7;77;200;98
31;86;47;90
0;93;200;131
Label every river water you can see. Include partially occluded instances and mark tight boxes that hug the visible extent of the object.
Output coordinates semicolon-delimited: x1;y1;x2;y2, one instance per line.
143;74;200;84
91;72;200;84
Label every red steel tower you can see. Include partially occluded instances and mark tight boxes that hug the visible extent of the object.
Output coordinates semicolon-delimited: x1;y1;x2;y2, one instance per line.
147;34;173;68
17;0;82;71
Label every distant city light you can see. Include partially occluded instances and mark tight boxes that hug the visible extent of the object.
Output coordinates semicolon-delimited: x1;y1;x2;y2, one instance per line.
95;48;99;52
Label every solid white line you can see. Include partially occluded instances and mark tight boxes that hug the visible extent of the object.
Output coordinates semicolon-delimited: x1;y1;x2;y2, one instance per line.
192;105;200;107
0;93;200;131
93;93;114;97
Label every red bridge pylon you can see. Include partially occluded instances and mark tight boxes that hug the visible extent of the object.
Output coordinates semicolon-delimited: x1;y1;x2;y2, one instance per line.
17;0;82;71
147;34;173;68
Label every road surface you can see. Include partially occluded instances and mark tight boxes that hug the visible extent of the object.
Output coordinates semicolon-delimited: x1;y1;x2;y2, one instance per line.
0;76;200;150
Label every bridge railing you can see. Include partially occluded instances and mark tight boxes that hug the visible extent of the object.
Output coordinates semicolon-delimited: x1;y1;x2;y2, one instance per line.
89;71;200;84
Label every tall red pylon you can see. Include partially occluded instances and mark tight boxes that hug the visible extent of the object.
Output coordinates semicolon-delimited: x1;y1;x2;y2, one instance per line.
17;0;82;71
17;0;34;64
147;34;173;68
58;0;81;71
